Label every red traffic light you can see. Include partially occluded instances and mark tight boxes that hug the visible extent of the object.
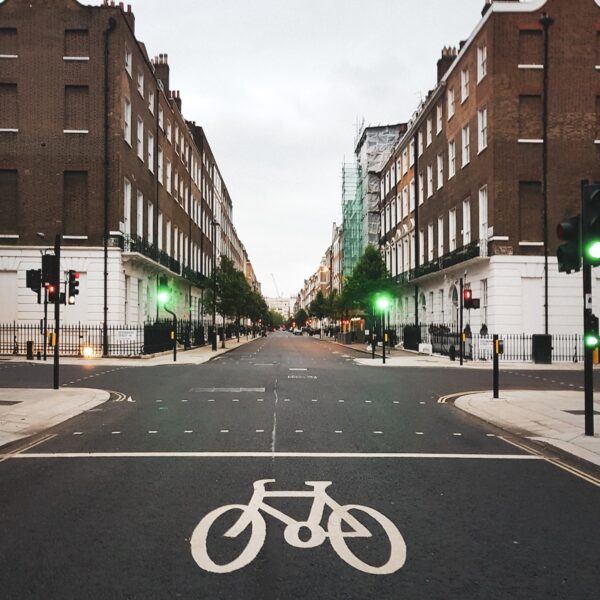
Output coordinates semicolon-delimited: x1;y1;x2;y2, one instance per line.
463;288;472;301
74;271;80;279
47;284;55;293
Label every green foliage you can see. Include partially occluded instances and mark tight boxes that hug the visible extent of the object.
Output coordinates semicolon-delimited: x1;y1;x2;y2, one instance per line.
308;290;328;320
267;310;284;328
340;245;396;312
294;308;309;327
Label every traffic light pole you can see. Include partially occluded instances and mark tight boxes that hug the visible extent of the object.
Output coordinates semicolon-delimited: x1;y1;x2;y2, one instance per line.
53;234;61;390
583;263;594;436
459;277;464;366
43;287;48;361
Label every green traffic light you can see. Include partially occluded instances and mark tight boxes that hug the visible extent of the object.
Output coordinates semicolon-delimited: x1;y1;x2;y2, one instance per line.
584;334;599;348
586;240;600;261
375;295;391;311
158;290;170;305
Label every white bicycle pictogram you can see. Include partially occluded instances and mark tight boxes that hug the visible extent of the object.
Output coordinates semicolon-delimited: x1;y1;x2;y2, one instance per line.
190;479;407;575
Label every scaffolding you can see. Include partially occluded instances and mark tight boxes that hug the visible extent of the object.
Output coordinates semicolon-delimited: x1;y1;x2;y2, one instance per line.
341;162;362;279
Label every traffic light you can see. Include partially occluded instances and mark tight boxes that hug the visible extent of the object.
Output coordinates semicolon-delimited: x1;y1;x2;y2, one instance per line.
582;183;600;267
556;215;581;273
47;284;58;304
26;269;42;303
67;270;80;305
158;276;170;305
41;254;59;287
585;313;600;349
463;287;480;310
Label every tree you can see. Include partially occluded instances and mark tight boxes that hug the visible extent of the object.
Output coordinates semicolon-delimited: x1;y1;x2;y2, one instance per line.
294;308;309;327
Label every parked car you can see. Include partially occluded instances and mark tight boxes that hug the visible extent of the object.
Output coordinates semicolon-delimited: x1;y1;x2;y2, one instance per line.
293;328;302;336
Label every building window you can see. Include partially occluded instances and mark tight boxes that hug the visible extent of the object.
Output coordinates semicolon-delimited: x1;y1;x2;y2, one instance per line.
448;140;456;178
123;98;131;145
479;185;488;241
166;219;171;255
449;208;457;251
64;85;89;132
123;178;131;235
175;125;179;155
137;70;144;97
125;47;132;76
64;29;89;58
419;229;425;265
426;118;433;146
462;125;470;167
174;171;179;200
157;211;163;250
428;223;434;262
147;132;154;172
461;67;470;103
438;216;444;257
158;106;164;130
447;88;455;120
477;45;487;83
409;140;415;166
481;279;488;325
148;90;155;114
0;83;18;130
147;202;154;244
403;185;410;215
418;131;424;156
478;107;488;152
136;117;144;161
462;199;471;244
63;171;88;235
166;160;172;193
427;165;433;198
166;120;172;143
437;154;443;189
436;103;442;135
136;190;144;237
402;148;408;176
417;175;423;207
158;147;163;184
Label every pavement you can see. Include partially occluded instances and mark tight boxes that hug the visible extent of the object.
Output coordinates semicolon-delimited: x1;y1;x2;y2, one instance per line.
454;390;600;469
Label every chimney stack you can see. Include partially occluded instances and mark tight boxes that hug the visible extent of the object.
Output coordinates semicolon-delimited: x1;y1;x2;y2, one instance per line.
437;46;457;82
152;53;170;94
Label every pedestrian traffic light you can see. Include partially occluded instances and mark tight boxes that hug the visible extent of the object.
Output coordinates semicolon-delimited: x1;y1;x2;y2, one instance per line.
582;183;600;267
47;284;57;304
26;269;42;303
67;270;80;305
158;276;170;305
463;287;473;309
556;215;581;273
585;313;600;348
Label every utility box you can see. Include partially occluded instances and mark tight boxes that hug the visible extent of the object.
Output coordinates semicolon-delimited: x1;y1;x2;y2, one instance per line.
403;325;422;351
532;334;552;364
26;341;35;360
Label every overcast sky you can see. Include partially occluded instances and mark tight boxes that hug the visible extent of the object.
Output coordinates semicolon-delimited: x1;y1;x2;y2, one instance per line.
127;0;484;298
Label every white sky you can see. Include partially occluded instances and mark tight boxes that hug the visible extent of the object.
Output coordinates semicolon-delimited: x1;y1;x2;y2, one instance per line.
128;0;483;298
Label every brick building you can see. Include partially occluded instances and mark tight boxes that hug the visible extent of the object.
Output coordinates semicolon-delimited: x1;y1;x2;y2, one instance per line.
379;0;600;335
0;0;255;326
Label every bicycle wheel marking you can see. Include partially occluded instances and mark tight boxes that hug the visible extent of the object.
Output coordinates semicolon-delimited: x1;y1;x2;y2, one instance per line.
190;479;407;575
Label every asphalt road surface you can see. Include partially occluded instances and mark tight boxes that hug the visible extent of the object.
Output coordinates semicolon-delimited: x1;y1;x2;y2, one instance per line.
1;333;599;599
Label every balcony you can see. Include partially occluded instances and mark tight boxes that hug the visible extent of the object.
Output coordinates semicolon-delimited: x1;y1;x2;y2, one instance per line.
121;234;181;276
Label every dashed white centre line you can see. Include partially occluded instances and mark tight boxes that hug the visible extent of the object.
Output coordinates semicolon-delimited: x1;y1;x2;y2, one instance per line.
208;399;215;402
373;431;383;435
486;433;495;437
415;432;424;435
295;429;303;433
393;401;400;404
255;429;265;433
73;432;83;435
338;399;345;403
111;431;121;435
156;400;162;403
181;399;188;403
311;399;318;402
453;433;462;436
365;400;372;404
335;430;343;434
148;430;158;434
220;429;229;434
232;399;239;402
257;398;264;402
284;398;291;402
184;430;193;434
419;402;426;405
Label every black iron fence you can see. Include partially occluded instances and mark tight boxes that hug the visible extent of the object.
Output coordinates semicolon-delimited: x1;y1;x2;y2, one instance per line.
394;323;584;362
0;319;232;357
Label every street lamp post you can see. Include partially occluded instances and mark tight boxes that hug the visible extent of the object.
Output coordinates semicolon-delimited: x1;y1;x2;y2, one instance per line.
211;219;220;351
158;281;176;362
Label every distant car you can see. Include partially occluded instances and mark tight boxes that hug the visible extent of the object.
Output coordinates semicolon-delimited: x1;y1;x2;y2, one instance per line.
293;328;302;336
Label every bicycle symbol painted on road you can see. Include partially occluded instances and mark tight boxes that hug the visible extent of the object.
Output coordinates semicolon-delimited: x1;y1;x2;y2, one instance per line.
190;479;407;575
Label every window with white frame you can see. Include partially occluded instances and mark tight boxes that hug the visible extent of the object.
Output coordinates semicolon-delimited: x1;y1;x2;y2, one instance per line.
158;106;164;130
426;117;433;146
123;98;131;145
418;174;423;206
419;229;425;264
402;148;408;176
136;190;143;237
123;178;131;234
125;47;132;76
449;208;457;251
166;219;171;255
477;45;487;82
436;103;443;134
396;195;401;223
147;132;154;172
173;226;179;261
462;125;470;167
481;278;488;325
166;121;172;143
403;238;409;272
418;131;424;156
409;140;415;166
427;165;433;198
380;180;385;201
462;198;471;244
175;125;179;155
147;202;154;244
438;216;444;257
428;223;434;262
410;179;415;211
174;171;179;200
437;153;444;189
478;107;488;152
479;185;488;240
166;159;172;193
148;90;154;114
461;67;470;103
157;211;163;250
158;147;163;184
403;186;409;216
447;88;455;120
137;70;144;97
448;140;456;178
136;117;144;161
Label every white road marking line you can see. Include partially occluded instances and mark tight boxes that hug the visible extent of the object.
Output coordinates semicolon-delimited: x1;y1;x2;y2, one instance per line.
486;434;495;437
335;430;343;434
256;429;265;433
284;398;290;402
338;399;345;403
156;400;162;403
419;402;425;405
393;401;400;404
271;379;278;453
453;433;462;436
232;399;239;402
289;368;307;371
73;432;83;435
311;399;318;402
415;432;424;435
208;399;215;402
0;452;544;460
295;429;303;433
220;430;229;433
184;430;193;434
365;400;372;404
111;431;121;435
373;431;383;435
148;430;158;434
257;398;264;402
181;399;188;403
